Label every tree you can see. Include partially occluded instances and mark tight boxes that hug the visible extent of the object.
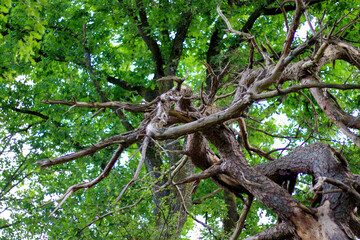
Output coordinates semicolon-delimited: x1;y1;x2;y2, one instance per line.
1;0;360;239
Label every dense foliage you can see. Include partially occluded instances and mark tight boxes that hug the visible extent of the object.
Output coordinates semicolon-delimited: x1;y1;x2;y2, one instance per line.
1;0;360;239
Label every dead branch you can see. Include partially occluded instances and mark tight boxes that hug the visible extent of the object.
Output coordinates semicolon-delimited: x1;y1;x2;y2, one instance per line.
217;3;253;40
304;10;316;35
35;127;144;168
276;0;289;32
41;99;157;113
264;33;280;60
48;144;125;217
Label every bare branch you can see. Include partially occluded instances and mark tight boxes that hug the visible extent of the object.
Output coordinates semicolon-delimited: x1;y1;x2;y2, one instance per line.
41;99;157;113
264;33;280;60
217;3;253;40
298;91;319;132
304;10;316;35
320;177;360;202
48;144;125;217
173;182;215;233
282;0;305;58
35;128;144;168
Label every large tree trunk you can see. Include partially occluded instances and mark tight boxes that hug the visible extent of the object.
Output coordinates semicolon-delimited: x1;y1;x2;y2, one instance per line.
199;125;358;239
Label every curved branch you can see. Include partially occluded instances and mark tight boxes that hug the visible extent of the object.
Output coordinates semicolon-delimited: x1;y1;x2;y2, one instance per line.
48;144;125;217
35;127;144;168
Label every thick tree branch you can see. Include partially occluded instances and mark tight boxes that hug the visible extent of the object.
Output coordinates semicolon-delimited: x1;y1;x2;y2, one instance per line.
41;99;157;113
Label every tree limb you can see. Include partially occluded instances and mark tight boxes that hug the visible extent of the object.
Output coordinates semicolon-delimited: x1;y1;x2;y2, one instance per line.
48;144;125;217
41;99;157;113
35;127;144;168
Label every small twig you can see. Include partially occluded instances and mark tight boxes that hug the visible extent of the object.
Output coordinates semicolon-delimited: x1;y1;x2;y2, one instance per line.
248;39;255;69
298;91;319;132
318;9;326;27
264;33;279;60
174;165;223;185
237;118;275;161
63;105;76;115
316;189;343;194
156;155;189;192
247;125;297;139
78;197;144;233
215;89;237;101
200;82;208;106
334;9;360;37
90;108;105;119
193;188;223;204
304;10;316;35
